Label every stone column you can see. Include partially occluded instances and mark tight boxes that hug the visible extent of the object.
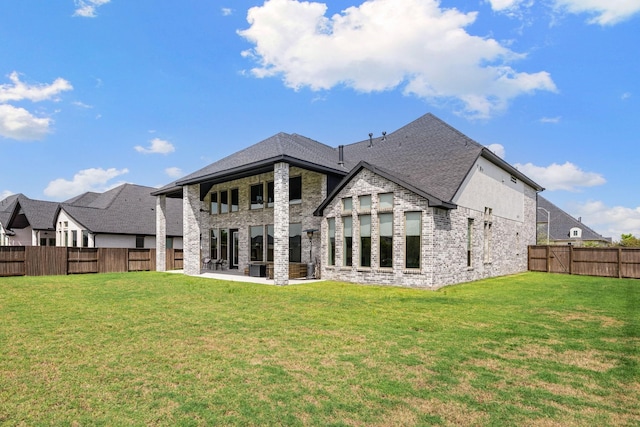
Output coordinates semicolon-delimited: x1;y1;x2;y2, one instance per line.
273;162;289;285
183;184;201;276
155;195;167;272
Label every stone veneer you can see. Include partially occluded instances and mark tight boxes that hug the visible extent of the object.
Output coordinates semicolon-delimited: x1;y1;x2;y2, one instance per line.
195;165;326;284
320;169;537;289
155;195;167;272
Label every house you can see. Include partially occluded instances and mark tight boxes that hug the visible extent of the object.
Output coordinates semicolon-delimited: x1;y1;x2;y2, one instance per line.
536;195;611;246
0;183;183;249
154;113;544;289
0;194;59;246
56;183;183;249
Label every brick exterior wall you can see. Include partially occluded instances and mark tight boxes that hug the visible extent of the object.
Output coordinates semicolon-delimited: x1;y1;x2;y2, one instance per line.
194;165;326;284
183;184;201;276
155;195;167;272
320;168;537;289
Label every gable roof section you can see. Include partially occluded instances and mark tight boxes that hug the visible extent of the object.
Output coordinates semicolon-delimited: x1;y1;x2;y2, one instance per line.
537;195;610;242
314;161;456;216
0;194;59;231
153;132;351;198
61;184;183;236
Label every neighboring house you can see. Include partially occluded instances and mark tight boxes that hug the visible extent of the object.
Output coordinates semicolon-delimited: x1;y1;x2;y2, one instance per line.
154;113;544;289
536;195;611;246
56;183;183;249
0;194;59;246
0;184;183;249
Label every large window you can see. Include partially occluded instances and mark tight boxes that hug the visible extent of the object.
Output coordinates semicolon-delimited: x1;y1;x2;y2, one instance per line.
82;230;89;247
72;230;78;248
328;218;336;266
405;212;421;269
267;181;274;208
379;213;393;268
210;192;218;215
210;229;218;260
289;223;302;262
359;195;371;211
250;226;263;261
220;229;228;261
220;190;228;214
360;215;371;267
289;176;302;204
266;224;274;262
343;216;352;266
343;197;352;213
231;189;239;212
251;184;264;209
136;235;144;248
379;193;393;210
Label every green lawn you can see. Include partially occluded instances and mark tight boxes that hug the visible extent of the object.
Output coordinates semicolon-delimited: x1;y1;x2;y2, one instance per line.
0;272;638;426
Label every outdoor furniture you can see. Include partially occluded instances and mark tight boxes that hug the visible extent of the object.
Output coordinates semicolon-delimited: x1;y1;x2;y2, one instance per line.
249;262;266;277
202;257;212;270
213;258;225;270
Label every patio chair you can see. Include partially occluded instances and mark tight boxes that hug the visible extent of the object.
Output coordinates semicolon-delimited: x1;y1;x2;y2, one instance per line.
213;258;225;270
202;257;213;270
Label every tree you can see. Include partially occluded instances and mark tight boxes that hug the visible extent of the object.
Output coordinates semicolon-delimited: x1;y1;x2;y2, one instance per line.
617;233;640;247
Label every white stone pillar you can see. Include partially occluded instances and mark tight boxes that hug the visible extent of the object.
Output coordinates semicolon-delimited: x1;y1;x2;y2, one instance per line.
183;184;201;276
274;162;289;285
156;195;167;272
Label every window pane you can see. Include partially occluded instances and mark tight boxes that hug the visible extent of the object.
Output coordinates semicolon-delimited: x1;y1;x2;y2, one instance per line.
360;215;371;237
328;218;335;266
220;229;228;260
289;176;302;202
267;181;274;207
289;223;302;262
405;211;421;268
379;213;393;236
220;190;228;214
266;224;274;262
343;216;352;267
210;192;218;215
250;225;263;262
359;195;371;210
406;212;421;236
343;197;352;212
210;229;218;259
231;189;239;212
360;215;371;267
251;184;263;209
379;193;393;209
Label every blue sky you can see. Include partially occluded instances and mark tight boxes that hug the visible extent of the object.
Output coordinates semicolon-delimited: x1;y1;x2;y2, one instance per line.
1;0;639;239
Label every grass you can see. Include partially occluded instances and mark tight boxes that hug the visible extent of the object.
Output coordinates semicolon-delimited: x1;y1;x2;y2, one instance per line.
0;271;638;426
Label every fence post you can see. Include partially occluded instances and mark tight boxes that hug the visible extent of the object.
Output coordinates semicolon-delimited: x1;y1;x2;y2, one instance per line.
618;247;623;279
569;244;574;275
546;245;551;273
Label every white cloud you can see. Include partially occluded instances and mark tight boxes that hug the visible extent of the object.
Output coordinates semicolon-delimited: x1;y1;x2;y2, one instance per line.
622;92;632;100
165;167;183;178
0;72;73;141
222;8;233;16
554;0;640;25
540;116;561;123
569;200;640;239
0;104;52;140
238;0;556;119
0;72;72;103
515;161;606;191
0;190;14;200
487;0;525;12
485;143;506;158
73;0;111;18
134;138;175;155
44;167;129;199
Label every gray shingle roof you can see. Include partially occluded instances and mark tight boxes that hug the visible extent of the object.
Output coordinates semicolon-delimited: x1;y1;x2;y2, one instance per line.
154;113;542;207
0;194;59;231
537;195;610;242
61;184;183;236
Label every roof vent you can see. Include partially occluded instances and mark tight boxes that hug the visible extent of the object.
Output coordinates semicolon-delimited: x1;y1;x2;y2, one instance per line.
381;131;386;141
368;133;373;147
338;145;344;166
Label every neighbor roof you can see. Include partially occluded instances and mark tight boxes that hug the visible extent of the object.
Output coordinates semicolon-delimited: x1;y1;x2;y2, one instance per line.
60;183;183;236
537;195;610;242
0;194;59;231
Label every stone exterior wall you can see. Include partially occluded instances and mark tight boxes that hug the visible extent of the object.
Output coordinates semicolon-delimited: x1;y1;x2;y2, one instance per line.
155;195;167;271
320;168;537;289
195;165;326;282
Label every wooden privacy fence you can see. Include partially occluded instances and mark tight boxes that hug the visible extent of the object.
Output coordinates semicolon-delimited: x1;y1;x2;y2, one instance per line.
528;245;640;279
0;247;183;277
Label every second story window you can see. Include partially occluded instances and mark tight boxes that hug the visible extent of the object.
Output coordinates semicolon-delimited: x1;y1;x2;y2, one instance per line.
210;192;218;215
251;183;264;209
231;189;239;212
220;190;228;214
289;176;302;204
